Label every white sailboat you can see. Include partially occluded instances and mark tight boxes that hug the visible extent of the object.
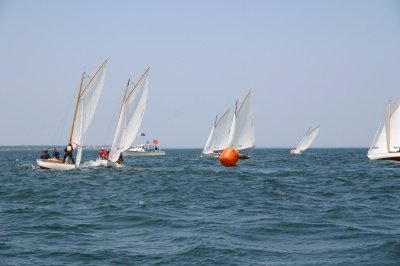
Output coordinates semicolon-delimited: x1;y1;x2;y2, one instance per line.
367;99;400;161
202;90;255;159
37;59;108;170
96;67;149;166
202;108;233;157
227;90;255;158
290;125;320;154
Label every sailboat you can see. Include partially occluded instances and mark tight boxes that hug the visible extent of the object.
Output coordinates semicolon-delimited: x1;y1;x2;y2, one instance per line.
290;125;320;154
367;99;400;161
227;90;255;158
37;59;108;170
202;108;233;157
96;67;149;166
202;90;255;158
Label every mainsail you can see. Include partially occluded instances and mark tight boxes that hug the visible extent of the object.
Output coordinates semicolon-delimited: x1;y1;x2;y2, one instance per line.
388;101;400;152
70;59;108;166
227;90;255;151
202;108;233;155
108;67;150;162
368;121;387;155
295;125;320;153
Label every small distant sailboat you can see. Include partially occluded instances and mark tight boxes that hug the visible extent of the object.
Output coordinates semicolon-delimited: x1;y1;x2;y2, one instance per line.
290;125;320;154
96;67;149;166
367;99;400;161
37;59;108;170
202;90;255;159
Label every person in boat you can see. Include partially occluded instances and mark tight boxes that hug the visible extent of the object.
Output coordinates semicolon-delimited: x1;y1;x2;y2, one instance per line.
40;149;51;159
99;148;109;159
117;153;124;164
63;142;75;164
99;148;105;159
52;148;60;160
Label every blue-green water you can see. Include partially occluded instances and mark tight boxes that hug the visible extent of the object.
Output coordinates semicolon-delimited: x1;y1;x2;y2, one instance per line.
1;148;399;265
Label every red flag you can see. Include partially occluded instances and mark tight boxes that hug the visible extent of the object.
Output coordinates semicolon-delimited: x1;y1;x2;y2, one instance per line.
152;139;158;145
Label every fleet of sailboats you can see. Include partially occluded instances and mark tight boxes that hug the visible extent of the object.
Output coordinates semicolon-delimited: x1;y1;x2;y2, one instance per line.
36;59;108;170
202;90;255;158
367;99;400;161
290;125;320;155
37;60;400;167
96;67;150;167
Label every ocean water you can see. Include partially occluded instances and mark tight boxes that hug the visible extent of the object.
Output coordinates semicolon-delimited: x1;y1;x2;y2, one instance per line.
1;148;399;265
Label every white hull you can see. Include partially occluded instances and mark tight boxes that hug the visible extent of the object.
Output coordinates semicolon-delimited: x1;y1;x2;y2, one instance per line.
201;148;252;159
124;149;165;156
95;158;120;167
367;152;400;161
36;159;76;171
290;148;301;154
201;152;220;158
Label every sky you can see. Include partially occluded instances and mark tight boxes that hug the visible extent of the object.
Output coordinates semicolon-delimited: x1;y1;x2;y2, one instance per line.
0;0;399;148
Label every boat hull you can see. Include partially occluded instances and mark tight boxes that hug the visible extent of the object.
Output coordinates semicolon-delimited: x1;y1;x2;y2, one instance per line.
36;159;76;171
124;149;165;156
290;149;302;154
367;152;400;161
96;158;120;167
201;151;251;159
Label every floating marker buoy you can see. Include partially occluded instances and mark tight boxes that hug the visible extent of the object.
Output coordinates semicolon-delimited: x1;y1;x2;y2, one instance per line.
219;147;239;167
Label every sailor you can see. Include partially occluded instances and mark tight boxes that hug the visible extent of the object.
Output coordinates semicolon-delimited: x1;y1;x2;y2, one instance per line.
99;148;105;159
40;149;51;159
99;148;109;159
52;148;60;160
63;142;75;164
117;153;124;164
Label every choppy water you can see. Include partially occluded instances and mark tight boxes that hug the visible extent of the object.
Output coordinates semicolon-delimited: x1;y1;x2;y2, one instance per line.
1;148;399;265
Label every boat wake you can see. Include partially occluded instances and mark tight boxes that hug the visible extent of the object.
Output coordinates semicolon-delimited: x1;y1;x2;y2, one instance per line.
80;160;101;168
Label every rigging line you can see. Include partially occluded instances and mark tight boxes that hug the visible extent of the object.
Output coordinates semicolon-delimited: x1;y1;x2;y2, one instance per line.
51;88;76;146
100;96;120;148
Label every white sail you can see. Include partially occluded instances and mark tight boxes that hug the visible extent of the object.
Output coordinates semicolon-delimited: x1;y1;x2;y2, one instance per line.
227;91;255;151
368;121;387;155
202;115;217;155
71;59;108;166
295;125;320;153
109;68;150;162
202;108;233;155
37;59;107;170
389;102;400;152
213;108;234;151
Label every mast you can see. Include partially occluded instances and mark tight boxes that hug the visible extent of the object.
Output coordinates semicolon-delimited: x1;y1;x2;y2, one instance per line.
126;67;150;100
114;79;130;134
67;59;108;144
387;98;391;152
68;72;85;144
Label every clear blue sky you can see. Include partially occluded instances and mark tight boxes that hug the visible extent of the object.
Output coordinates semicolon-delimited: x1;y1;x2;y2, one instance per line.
1;0;399;148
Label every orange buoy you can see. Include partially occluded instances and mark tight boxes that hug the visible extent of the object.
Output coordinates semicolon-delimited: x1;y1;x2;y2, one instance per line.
219;147;239;167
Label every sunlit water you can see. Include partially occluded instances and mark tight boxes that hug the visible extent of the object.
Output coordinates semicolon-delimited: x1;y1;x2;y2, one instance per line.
1;148;399;265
